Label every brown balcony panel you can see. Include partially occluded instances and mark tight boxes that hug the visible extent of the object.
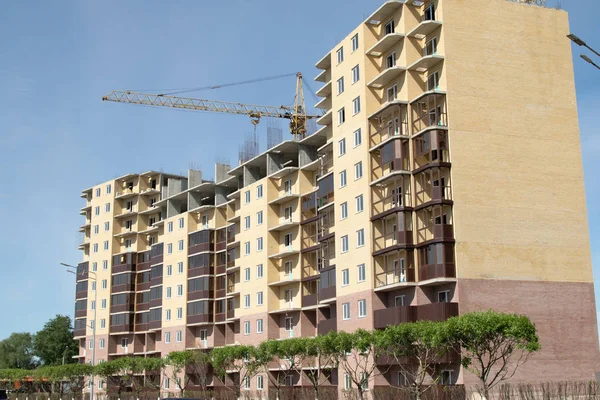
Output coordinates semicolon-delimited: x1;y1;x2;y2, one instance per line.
113;263;135;274
215;289;226;298
136;302;150;312
214;313;226;323
320;286;336;301
111;303;135;314
150;276;163;285
187;314;213;325
149;320;161;330
75;291;87;300
188;266;214;278
216;265;226;275
112;283;135;293
433;224;454;240
137;261;151;271
397;230;414;246
416;302;458;322
149;298;162;308
151;255;163;264
226;310;235;319
75;309;86;318
74;328;86;338
318;232;335;243
110;323;133;334
189;243;214;255
374;306;416;329
137;281;150;292
135;323;149;332
302;294;318;308
216;242;227;252
318;318;337;335
188;290;214;301
76;272;89;282
419;263;456;282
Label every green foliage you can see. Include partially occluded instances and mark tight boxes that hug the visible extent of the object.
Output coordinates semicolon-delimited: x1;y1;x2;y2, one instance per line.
33;315;79;366
0;333;37;370
446;311;540;396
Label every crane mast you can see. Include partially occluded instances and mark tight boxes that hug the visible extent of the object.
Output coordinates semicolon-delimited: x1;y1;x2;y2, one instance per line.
102;72;317;139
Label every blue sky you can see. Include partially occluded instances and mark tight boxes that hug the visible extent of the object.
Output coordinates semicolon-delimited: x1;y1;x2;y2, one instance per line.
0;0;598;340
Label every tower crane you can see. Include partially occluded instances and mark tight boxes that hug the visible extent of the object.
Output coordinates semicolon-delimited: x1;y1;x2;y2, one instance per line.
102;72;319;140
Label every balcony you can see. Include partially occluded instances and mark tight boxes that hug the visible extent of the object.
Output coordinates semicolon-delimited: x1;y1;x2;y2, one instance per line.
410;91;447;135
269;245;299;260
115;206;138;219
416;206;454;244
269;218;300;232
149;320;161;330
365;0;403;26
112;253;136;274
134;323;149;332
302;293;319;308
368;102;409;146
136;302;150;312
368;66;407;89
189;289;214;301
149;298;162;309
226;309;236;320
189;230;215;255
408;54;444;73
320;286;336;303
315;96;331;111
416;302;459;322
75;289;87;300
414;168;452;208
115;187;138;200
371;176;413;218
110;323;134;334
374;306;416;329
316;80;332;97
111;281;134;294
215;313;226;323
269;192;300;206
317;318;337;335
370;138;411;185
407;19;442;40
374;250;416;291
216;228;227;252
413;129;450;172
373;211;413;253
137;251;151;270
150;243;163;264
419;263;456;284
110;302;134;314
418;242;456;285
188;265;214;279
367;33;405;57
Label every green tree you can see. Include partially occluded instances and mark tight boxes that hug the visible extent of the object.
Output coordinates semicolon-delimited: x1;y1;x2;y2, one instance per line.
0;333;37;369
211;345;258;399
446;311;541;399
33;315;79;366
255;338;307;400
381;321;452;400
164;350;209;395
302;334;338;400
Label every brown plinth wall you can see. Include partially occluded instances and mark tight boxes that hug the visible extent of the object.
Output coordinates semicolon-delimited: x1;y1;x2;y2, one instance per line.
458;279;600;386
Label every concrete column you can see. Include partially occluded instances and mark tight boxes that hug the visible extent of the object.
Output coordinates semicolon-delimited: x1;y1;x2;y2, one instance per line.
243;166;260;187
266;152;284;176
298;144;317;167
215;186;228;206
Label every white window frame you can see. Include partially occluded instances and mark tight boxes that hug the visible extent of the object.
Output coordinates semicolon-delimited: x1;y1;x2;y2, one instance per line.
257;211;263;225
178;240;184;251
338;107;345;125
353;128;362;147
95;188;101;198
166;287;172;299
244;241;250;255
257;264;264;278
385;19;395;35
341;235;349;253
177;284;183;297
340;202;348;220
177;307;183;319
177;262;183;274
167;221;173;232
356;194;364;213
387;84;398;102
338;138;346;156
244;268;251;282
342;269;350;287
166;265;172;276
257;184;263;199
344;373;352;390
358;299;367;318
352;65;360;83
245;190;251;204
354;161;363;180
244;294;251;308
342;302;350;320
337;77;345;95
257;319;264;333
337;47;344;64
99;338;105;349
176;330;182;342
352;96;361;115
257;291;264;306
244;321;251;335
104;222;109;231
357;229;365;248
257;375;264;390
167;243;173;254
340;170;347;188
166;309;171;321
351;33;359;52
257;237;263;252
357;264;366;282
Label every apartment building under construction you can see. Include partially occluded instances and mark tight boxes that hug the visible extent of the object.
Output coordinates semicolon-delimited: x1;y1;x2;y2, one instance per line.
74;0;599;392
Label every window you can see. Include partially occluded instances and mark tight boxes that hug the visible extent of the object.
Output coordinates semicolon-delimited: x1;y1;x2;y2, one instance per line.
90;300;96;310
340;202;348;220
177;307;183;319
338;107;345;125
167;243;173;254
244;241;250;255
99;338;105;348
92;243;98;253
199;330;208;341
342;303;350;320
105;203;110;212
89;339;94;350
257;184;263;199
284;206;293;222
284;261;293;276
163;378;170;389
257;291;264;306
352;96;361;115
245;190;251;204
257;237;263;251
101;299;106;309
201;214;208;228
166;287;172;298
358;299;367;318
165;331;171;343
92;262;97;272
166;265;172;276
357;229;365;247
93;225;99;235
94;206;100;216
344;374;352;390
424;2;435;21
358;264;366;282
395;295;406;307
257;375;264;390
338;138;346;156
244;376;251;390
89;320;95;330
257;211;263;225
284;179;292;194
257;264;264;278
386;52;396;69
178;240;184;251
257;319;264;333
244;321;250;335
352;65;360;83
351;33;359;51
438;290;450;303
91;281;96;291
177;284;183;297
340;170;347;188
284;289;293;305
356;194;364;213
244;268;251;282
427;71;440;91
354;161;363;180
101;279;107;289
121;338;128;348
102;260;108;270
244;294;250;308
441;370;453;385
353;128;362;147
425;37;438;56
387;84;398;102
342;269;350;286
179;217;184;229
385;19;395;35
341;235;349;253
95;188;101;198
175;330;182;342
337;77;345;95
166;309;172;321
285;316;294;331
337;47;344;64
244;216;251;230
284;233;293;247
177;262;184;274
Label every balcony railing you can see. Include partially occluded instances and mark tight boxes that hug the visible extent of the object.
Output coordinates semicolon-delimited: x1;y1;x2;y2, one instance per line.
374;306;416;329
419;263;456;282
371;139;411;183
416;302;459;322
411;92;447;134
317;318;337;335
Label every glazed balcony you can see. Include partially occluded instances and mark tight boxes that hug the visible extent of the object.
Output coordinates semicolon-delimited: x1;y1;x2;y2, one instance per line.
215;276;227;299
317;318;337;335
411;92;448;135
301;192;318;222
319;268;336;302
317;208;335;242
407;4;442;39
413;129;450;171
111;274;134;294
374;249;416;291
416;205;454;243
418;243;456;284
137;251;151;270
188;254;214;278
226;273;240;296
316;173;334;210
301;221;319;252
215;228;227;252
302;279;319;308
370;138;411;185
150;264;163;286
368;102;409;148
216;253;227;275
269;176;301;206
112;253;136;274
416;302;459;322
136;271;151;292
150;243;163;264
74;300;87;319
110;294;135;314
374;305;416;329
76;262;89;282
373;211;414;255
189;230;214;255
317;146;334;178
226;249;239;271
74;319;86;338
414;167;452;208
371;175;412;218
226;225;239;249
188;277;214;301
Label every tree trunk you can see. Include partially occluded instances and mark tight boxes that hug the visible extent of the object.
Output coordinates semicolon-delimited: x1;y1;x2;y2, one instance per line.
313;385;319;400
